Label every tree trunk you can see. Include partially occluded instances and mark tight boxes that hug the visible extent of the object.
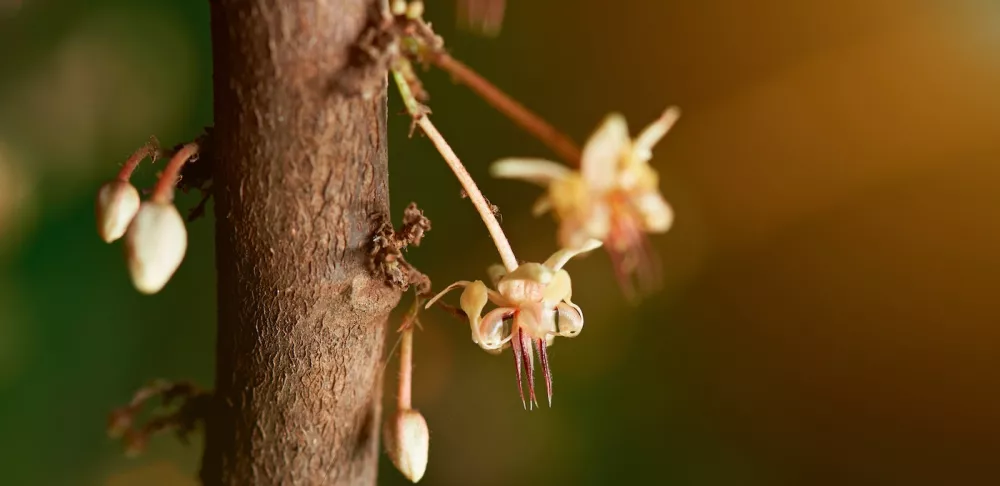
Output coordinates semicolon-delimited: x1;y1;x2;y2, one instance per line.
201;1;398;484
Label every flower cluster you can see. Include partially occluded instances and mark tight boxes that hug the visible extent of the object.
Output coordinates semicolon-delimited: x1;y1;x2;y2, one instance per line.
95;142;198;294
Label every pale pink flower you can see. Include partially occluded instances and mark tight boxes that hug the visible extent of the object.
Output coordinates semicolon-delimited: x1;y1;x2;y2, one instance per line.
491;107;679;297
426;239;601;407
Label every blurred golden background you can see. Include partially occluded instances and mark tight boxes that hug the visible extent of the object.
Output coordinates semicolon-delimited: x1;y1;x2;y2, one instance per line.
1;1;998;485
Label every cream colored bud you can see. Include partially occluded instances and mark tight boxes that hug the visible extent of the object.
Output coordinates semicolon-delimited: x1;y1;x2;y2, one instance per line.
124;202;187;294
405;0;424;19
383;409;429;483
96;181;140;243
390;0;407;16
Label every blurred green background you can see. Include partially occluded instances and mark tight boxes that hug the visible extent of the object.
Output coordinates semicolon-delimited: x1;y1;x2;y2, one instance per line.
2;1;1000;485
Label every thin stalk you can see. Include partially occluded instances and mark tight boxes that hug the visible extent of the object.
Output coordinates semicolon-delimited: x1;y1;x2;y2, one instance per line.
392;66;519;272
116;138;160;182
428;53;582;164
151;143;199;204
397;326;413;410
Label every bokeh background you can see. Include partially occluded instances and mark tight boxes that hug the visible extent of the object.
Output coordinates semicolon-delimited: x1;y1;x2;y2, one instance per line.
2;0;999;484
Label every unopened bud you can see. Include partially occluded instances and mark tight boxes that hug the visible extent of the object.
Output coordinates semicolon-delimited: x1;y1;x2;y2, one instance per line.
96;181;140;243
390;0;407;16
383;409;429;483
124;202;187;294
406;0;424;19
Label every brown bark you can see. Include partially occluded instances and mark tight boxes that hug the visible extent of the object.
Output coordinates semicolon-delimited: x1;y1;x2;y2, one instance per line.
202;0;398;484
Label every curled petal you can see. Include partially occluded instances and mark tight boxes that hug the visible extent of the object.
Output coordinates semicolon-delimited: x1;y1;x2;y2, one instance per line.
490;158;572;186
554;302;584;338
581;114;630;191
478;306;515;350
632;190;674;233
632;106;681;163
543;238;603;271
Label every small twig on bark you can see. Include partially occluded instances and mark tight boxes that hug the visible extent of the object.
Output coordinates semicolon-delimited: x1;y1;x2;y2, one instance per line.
368;202;433;294
107;380;212;457
186;184;214;222
176;129;216;222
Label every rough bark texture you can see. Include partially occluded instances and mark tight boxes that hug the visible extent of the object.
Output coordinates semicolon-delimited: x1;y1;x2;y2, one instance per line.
202;0;399;484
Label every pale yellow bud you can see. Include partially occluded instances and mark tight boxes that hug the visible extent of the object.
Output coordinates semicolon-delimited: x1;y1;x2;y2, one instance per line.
124;202;187;294
96;181;140;243
390;0;407;16
405;0;424;19
383;409;429;483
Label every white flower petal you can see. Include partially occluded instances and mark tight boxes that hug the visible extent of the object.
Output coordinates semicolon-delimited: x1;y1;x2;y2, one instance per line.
581;114;630;190
632;191;674;233
490;158;572;186
633;106;680;163
543;240;602;272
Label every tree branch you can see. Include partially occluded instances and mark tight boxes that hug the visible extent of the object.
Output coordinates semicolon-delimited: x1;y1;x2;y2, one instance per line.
202;1;398;484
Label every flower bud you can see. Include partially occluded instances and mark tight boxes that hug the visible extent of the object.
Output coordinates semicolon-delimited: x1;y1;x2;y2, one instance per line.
124;202;187;294
383;409;429;483
406;0;424;19
390;0;407;16
96;181;140;243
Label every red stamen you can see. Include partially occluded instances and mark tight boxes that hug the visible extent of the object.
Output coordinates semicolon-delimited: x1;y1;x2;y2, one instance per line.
511;330;525;409
520;328;536;409
537;338;552;407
